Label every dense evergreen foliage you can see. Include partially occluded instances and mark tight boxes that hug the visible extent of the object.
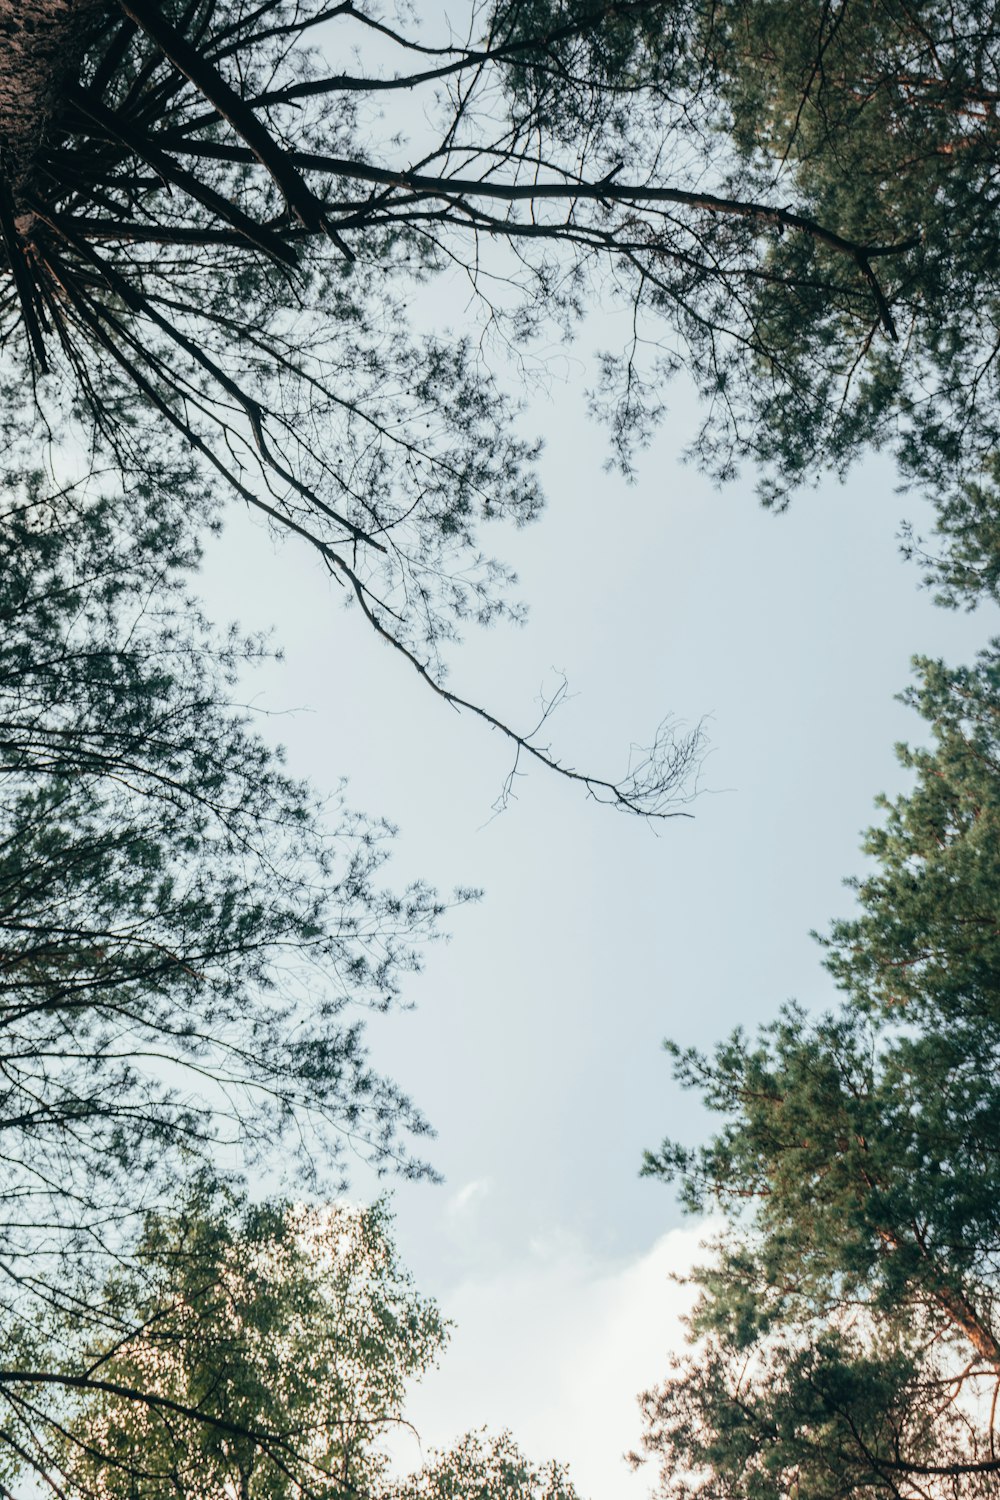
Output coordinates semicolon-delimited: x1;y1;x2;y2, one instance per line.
641;649;1000;1495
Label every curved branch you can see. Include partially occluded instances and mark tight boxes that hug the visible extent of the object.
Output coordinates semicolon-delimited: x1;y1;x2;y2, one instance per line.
335;557;702;820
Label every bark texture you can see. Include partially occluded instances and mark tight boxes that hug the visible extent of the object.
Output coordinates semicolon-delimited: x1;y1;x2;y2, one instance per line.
0;0;106;187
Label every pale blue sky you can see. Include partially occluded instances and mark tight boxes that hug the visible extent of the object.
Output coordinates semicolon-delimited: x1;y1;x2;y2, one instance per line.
198;336;993;1490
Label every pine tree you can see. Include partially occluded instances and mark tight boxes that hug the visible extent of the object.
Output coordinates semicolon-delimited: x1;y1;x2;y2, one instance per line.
639;645;1000;1496
0;460;452;1370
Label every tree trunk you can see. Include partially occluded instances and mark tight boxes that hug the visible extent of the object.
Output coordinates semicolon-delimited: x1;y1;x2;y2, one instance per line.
0;0;107;189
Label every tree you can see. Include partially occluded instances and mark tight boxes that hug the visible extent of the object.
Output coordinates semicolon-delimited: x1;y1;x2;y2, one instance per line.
0;460;458;1387
3;0;998;621
391;1430;582;1500
0;0;723;819
47;1191;445;1499
500;0;1000;579
14;1187;581;1500
638;644;1000;1496
689;0;1000;605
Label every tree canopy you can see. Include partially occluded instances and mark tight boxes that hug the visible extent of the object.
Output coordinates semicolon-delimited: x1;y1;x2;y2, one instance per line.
50;1191;445;1499
5;0;1000;1493
639;645;1000;1496
1;0;720;817
3;0;999;621
6;0;999;819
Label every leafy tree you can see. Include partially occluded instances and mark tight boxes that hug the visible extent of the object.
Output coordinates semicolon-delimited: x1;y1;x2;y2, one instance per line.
698;0;1000;604
638;645;1000;1496
392;1430;582;1500
503;0;1000;593
48;1191;445;1499
820;647;1000;1026
18;1188;581;1500
0;461;457;1399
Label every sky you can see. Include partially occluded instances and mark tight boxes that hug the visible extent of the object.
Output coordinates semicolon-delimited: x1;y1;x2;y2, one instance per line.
183;4;995;1493
197;333;993;1495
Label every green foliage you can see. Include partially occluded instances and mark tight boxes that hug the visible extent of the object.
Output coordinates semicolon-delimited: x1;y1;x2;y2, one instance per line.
700;0;1000;509
635;1326;965;1499
38;1190;582;1500
906;466;1000;608
55;1191;446;1499
0;463;455;1332
821;646;1000;1023
640;648;1000;1494
393;1429;583;1500
6;0;1000;659
490;0;695;139
498;0;1000;599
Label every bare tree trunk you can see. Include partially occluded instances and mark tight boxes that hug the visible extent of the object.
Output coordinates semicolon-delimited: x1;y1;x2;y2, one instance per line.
0;0;106;188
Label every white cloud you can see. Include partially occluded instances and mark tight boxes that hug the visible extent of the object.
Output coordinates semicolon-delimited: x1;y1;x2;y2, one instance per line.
445;1178;492;1220
393;1220;717;1500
